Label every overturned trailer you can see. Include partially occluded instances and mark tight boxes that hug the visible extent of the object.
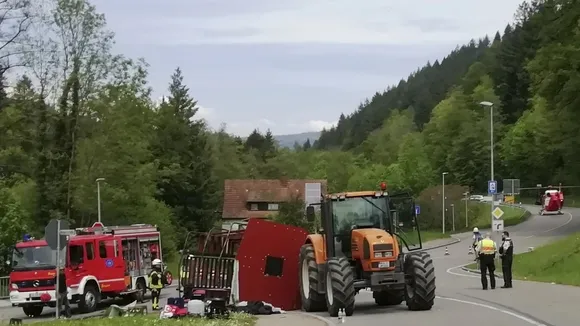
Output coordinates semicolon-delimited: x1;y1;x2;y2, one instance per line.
177;219;309;311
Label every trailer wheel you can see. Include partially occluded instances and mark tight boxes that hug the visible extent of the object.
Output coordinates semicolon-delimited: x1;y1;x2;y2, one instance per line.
299;244;327;312
373;290;404;306
404;252;435;311
78;284;100;313
325;257;355;317
22;305;43;317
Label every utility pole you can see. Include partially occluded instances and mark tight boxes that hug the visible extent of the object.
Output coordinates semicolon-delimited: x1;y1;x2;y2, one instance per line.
464;192;469;228
442;172;449;234
480;101;496;244
451;204;455;232
96;178;105;223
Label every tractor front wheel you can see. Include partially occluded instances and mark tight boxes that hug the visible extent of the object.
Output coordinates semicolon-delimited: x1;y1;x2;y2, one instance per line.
373;290;404;306
299;244;327;312
325;257;355;317
404;252;436;311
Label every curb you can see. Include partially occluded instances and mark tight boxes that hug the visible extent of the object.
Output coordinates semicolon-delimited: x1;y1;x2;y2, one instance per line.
460;265;503;278
295;312;334;326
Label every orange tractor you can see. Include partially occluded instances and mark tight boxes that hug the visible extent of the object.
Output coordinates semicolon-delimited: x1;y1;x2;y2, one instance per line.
300;182;435;317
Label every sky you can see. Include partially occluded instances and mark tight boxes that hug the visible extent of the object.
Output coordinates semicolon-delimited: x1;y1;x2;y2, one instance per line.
91;0;524;137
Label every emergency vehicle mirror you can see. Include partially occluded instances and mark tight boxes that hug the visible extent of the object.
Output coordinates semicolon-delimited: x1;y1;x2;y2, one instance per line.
306;206;315;222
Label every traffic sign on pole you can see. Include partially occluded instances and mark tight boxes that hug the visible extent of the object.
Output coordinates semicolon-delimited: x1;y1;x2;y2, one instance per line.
415;205;420;215
488;180;497;194
492;219;504;232
45;219;70;250
492;207;504;220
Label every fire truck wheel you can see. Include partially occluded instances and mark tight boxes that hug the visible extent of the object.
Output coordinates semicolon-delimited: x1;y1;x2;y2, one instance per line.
22;305;43;317
79;284;100;313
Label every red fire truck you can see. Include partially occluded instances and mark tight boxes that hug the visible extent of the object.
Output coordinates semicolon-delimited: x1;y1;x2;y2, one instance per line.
8;222;173;317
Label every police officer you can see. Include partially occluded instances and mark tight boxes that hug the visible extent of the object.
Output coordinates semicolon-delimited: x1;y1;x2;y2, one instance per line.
499;231;514;288
149;258;164;310
475;232;497;290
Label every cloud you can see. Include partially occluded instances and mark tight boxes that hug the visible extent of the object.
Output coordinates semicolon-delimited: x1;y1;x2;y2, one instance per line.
287;120;338;133
114;0;522;46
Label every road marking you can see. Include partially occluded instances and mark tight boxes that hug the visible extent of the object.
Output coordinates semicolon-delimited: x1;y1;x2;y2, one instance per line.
436;296;548;326
299;312;335;325
446;264;479;278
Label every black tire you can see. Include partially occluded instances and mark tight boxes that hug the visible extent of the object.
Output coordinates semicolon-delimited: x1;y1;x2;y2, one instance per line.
133;278;146;303
299;244;327;312
404;252;436;311
22;305;43;317
78;284;100;313
373;290;404;306
325;257;355;317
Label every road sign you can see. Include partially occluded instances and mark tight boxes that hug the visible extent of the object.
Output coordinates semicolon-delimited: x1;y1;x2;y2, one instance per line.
503;179;521;195
492;219;504;232
45;219;70;250
415;205;420;215
60;229;76;237
488;180;497;194
492;207;504;220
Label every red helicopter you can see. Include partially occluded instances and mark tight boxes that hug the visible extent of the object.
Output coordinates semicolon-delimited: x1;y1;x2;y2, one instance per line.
535;184;564;215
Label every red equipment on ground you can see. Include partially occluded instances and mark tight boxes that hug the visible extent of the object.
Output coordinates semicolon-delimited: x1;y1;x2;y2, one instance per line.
8;222;172;317
178;219;309;311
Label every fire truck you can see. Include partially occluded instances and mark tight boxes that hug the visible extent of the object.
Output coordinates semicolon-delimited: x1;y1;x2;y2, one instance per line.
8;222;173;317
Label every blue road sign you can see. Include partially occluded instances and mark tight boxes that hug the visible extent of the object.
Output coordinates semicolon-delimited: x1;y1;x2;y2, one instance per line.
415;205;420;215
488;180;497;194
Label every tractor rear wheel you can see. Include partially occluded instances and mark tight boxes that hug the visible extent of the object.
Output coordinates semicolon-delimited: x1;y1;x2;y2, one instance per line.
325;257;355;317
373;290;404;306
299;244;327;312
404;252;435;311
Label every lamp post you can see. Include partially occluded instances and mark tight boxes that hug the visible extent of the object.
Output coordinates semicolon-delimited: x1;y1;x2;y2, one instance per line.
442;172;449;234
480;101;495;240
464;192;469;228
96;178;105;223
451;203;455;232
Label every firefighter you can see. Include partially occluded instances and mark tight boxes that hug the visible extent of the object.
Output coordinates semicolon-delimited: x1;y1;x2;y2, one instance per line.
149;258;164;310
499;231;514;288
475;232;497;290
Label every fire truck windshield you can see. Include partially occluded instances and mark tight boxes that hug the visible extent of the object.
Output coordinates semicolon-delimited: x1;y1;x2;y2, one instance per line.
12;246;63;271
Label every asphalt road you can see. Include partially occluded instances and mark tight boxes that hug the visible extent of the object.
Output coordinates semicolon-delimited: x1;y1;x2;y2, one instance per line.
308;204;580;326
0;285;181;322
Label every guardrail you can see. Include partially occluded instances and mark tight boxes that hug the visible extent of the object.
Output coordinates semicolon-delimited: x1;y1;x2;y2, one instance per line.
1;275;9;299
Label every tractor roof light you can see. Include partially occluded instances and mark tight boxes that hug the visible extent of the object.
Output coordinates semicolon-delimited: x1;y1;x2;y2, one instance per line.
380;182;387;191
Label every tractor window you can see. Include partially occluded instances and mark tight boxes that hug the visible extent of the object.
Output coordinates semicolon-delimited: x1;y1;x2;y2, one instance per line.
331;197;389;235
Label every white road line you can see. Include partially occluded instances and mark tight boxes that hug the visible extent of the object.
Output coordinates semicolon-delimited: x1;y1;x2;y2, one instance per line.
523;211;573;239
436;296;548;326
446;264;479;278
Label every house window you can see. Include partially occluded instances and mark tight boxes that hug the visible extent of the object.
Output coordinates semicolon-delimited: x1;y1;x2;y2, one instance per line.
250;203;258;211
268;203;279;211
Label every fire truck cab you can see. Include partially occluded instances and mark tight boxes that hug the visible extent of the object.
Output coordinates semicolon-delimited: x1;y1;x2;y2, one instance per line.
9;222;171;317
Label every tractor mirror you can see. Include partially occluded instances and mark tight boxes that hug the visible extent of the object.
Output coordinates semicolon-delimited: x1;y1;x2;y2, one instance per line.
306;206;315;222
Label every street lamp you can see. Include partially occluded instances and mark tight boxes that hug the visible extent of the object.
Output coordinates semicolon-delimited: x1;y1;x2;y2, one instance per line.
464;192;469;228
442;172;449;234
96;178;106;223
451;204;455;232
479;101;495;238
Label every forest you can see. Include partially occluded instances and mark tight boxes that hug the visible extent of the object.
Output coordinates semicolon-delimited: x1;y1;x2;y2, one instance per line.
1;0;579;268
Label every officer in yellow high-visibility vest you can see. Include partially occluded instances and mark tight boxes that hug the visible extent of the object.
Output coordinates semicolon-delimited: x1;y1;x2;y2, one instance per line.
475;233;497;290
148;259;164;310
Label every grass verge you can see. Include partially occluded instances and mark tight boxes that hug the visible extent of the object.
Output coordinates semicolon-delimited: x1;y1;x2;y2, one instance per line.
464;231;580;286
470;204;530;229
30;313;256;326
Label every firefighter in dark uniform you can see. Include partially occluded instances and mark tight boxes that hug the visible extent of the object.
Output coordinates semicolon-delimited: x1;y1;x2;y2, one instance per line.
475;232;497;290
499;231;514;288
149;258;164;310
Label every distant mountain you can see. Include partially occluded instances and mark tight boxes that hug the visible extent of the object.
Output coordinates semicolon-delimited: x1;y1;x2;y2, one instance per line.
274;131;321;148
